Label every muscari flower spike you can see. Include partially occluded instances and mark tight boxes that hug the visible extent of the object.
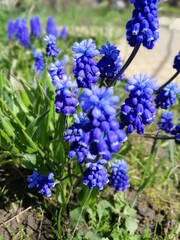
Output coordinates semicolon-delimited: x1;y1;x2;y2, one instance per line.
30;16;42;38
97;41;124;81
109;160;130;192
173;52;180;72
171;119;180;144
46;16;58;37
16;18;30;48
78;85;127;160
33;50;45;78
120;74;157;134
83;161;109;190
44;35;60;58
155;82;179;109
60;26;67;39
54;74;78;115
157;111;174;133
49;60;66;85
126;0;159;49
27;170;58;197
7;19;15;40
64;114;92;163
72;39;100;88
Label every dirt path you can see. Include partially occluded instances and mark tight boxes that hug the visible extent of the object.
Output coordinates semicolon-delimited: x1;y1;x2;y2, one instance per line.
118;26;180;86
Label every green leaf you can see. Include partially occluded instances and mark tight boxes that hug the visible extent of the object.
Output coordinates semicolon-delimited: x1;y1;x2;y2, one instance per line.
70;207;81;225
123;206;137;218
26;110;49;138
125;217;138;235
96;200;112;221
21;154;36;168
0;116;15;139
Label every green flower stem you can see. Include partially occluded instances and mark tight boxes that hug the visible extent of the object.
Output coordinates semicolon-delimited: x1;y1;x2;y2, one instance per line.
155;71;179;94
108;43;141;87
70;189;92;240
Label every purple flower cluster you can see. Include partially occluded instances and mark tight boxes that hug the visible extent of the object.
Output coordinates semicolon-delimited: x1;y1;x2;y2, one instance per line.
83;161;109;190
30;16;42;38
171;120;180;144
97;41;123;82
126;0;159;49
65;85;127;166
44;35;60;58
46;16;58;37
80;85;127;160
27;171;57;197
54;74;78;115
120;74;157;134
49;60;66;84
72;39;100;88
33;50;45;78
60;26;67;39
157;111;174;133
173;52;180;72
7;20;15;40
109;160;130;192
155;82;179;109
8;18;30;47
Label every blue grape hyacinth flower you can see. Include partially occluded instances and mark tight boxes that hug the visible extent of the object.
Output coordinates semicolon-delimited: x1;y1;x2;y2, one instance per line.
30;16;42;38
126;0;159;49
44;35;60;58
33;50;45;78
83;161;109;190
16;18;30;48
120;74;157;134
155;82;179;109
157;111;174;133
27;171;57;197
46;16;58;37
60;26;67;39
54;74;78;115
171;119;180;144
109;160;130;192
72;39;100;59
97;41;124;81
173;52;180;72
49;60;66;84
72;39;100;88
80;85;119;121
7;19;15;40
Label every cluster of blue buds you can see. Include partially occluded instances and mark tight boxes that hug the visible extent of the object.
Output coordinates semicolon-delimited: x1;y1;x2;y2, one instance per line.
27;171;57;197
64;114;91;163
80;85;127;160
44;35;60;58
49;60;66;84
126;0;159;49
97;41;123;82
72;39;100;88
60;26;67;40
54;74;78;115
157;111;174;133
46;16;58;38
7;18;30;47
83;161;109;190
171;120;180;144
109;160;130;192
120;74;157;134
173;52;180;72
7;20;15;40
155;82;179;109
32;50;45;78
30;16;42;38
